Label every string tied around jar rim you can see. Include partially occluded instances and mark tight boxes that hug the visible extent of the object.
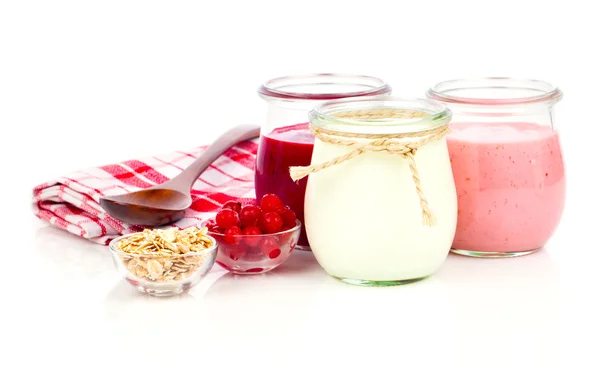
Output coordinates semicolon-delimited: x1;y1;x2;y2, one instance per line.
289;109;451;227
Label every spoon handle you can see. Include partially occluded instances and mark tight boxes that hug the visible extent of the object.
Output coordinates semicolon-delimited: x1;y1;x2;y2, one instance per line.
169;124;261;191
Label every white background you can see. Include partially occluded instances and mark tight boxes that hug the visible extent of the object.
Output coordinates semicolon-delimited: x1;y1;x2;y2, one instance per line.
1;1;599;371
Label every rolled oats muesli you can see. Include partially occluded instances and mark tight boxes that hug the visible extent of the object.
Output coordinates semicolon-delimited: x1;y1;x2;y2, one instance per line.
113;226;214;283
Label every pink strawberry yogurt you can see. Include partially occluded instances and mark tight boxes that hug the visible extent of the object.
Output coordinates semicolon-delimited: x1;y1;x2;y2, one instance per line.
446;122;566;254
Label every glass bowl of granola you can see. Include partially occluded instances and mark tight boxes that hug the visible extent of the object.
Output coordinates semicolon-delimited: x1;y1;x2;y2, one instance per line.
108;226;218;297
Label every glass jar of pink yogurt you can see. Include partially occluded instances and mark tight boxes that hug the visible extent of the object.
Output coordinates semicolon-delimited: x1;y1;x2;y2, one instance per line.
256;73;392;251
426;78;565;257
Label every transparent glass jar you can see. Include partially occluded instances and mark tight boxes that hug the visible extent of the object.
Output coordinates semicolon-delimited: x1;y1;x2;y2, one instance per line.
426;77;565;257
301;97;456;286
255;73;391;250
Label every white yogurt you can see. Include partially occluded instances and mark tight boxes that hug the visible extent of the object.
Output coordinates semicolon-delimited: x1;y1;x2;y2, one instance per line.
303;101;457;284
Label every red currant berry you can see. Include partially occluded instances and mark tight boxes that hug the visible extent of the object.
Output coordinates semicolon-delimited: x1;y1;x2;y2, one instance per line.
246;268;264;273
223;240;245;261
260;193;286;213
260;236;281;257
216;209;240;229
224;226;242;244
259;212;283;234
222;201;241;214
242;225;262;248
209;226;225;234
207;220;225;233
227;247;245;261
280;208;297;229
216;261;233;270
268;249;281;259
205;219;218;230
239;205;262;228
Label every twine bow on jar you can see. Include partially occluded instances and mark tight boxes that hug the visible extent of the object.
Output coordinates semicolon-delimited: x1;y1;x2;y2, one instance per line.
288;109;451;227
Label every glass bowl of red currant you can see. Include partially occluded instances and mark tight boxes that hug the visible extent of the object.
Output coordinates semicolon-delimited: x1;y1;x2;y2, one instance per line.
203;194;301;275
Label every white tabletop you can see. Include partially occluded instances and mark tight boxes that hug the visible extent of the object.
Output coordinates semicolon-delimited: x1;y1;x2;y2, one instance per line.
6;209;598;371
4;1;600;371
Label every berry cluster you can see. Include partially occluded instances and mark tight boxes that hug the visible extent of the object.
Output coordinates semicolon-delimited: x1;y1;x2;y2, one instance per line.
205;194;298;263
207;194;296;236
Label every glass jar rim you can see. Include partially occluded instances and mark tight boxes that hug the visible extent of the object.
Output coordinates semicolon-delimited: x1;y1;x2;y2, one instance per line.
426;77;563;106
257;73;391;101
309;96;452;134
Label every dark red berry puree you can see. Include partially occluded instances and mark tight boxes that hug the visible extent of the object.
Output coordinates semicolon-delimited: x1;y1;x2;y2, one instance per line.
254;123;314;247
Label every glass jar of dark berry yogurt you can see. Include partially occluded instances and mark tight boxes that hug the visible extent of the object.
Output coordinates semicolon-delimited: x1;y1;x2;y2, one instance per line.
427;77;566;257
255;73;391;250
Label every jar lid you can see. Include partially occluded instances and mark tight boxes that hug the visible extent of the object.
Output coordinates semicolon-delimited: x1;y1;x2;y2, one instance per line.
309;96;451;135
257;73;391;101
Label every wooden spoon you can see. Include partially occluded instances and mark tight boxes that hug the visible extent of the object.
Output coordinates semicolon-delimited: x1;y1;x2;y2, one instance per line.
99;124;260;226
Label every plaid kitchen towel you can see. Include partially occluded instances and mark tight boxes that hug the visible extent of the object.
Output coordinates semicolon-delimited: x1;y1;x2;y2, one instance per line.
32;139;259;245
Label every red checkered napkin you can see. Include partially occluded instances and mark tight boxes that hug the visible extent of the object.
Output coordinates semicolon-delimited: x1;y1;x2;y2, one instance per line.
32;139;259;245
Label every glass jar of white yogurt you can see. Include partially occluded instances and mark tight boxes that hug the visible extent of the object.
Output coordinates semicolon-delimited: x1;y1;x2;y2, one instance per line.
290;97;456;286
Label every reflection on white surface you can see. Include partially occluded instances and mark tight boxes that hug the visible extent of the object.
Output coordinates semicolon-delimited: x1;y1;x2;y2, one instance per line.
12;220;595;371
103;279;200;343
35;226;112;277
438;251;560;371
